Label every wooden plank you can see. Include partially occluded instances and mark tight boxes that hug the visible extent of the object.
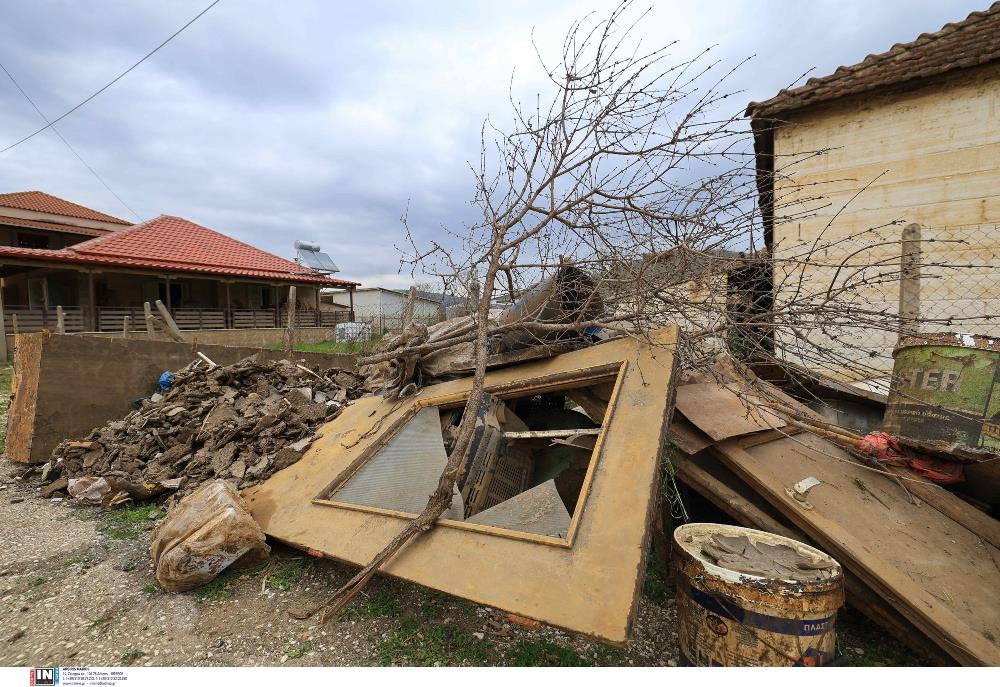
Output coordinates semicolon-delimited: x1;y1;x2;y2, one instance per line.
712;434;1000;666
674;382;786;440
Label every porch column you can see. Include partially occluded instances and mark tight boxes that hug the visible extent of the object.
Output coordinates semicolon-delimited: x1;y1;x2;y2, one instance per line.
164;276;172;311
88;271;97;332
0;279;8;364
349;286;355;322
225;281;232;329
314;287;321;327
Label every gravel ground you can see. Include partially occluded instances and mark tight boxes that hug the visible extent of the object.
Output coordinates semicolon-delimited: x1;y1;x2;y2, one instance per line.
0;460;680;667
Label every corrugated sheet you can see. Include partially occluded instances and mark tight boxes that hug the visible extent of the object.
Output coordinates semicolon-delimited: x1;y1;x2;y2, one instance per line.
333;406;464;518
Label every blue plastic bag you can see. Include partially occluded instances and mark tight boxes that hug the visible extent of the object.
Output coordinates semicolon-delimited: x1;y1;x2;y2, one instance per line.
159;371;174;394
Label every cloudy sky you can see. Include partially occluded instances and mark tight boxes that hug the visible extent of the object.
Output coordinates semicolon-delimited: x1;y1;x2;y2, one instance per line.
0;0;985;287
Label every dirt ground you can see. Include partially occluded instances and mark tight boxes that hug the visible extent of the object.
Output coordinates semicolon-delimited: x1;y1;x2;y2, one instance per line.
0;464;926;667
0;367;923;667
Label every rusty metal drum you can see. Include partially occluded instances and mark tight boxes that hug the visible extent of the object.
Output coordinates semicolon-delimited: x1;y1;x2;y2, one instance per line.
884;332;1000;458
673;523;844;666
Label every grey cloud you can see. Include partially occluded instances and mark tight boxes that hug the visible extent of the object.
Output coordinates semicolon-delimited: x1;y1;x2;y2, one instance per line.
0;0;986;285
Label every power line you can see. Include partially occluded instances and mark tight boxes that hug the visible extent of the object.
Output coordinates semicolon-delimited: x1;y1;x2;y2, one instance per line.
0;0;222;155
0;61;142;221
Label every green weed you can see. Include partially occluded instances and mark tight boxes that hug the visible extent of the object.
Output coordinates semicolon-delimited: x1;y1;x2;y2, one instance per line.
340;584;402;620
264;558;308;591
100;503;164;540
285;641;312;659
376;617;489;666
509;639;592;667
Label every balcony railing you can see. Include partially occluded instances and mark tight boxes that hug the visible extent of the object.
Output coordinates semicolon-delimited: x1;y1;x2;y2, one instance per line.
2;305;353;334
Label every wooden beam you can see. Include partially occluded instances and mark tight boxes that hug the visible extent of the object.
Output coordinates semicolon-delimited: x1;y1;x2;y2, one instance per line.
143;301;155;333
154;299;185;342
55;305;65;334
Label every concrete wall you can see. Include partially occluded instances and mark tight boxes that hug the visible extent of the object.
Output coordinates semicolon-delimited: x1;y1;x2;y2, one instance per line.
5;333;357;464
5;325;340;354
770;62;1000;380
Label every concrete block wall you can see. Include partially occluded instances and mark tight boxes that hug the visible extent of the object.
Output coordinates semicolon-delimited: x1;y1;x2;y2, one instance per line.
4;333;357;464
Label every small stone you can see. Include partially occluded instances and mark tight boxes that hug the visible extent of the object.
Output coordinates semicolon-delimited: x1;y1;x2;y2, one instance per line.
473;632;484;640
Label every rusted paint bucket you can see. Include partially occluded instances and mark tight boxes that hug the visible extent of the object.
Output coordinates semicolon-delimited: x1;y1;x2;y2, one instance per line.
884;332;1000;457
673;523;844;666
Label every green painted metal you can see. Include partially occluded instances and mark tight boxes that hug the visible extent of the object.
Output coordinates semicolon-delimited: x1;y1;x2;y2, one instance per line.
884;333;1000;452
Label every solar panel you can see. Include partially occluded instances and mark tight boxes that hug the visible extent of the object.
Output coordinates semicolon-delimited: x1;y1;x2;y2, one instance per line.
294;240;339;273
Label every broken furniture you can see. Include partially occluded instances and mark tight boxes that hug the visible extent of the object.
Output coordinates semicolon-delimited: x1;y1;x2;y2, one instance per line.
245;327;679;643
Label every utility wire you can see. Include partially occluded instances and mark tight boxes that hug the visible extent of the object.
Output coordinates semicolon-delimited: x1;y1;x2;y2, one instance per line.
0;61;142;221
0;0;221;155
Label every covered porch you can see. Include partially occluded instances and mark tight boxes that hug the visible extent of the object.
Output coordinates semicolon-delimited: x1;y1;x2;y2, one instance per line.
0;262;356;334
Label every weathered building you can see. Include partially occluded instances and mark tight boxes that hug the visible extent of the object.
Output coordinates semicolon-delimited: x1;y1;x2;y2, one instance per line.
747;3;1000;381
0;192;358;337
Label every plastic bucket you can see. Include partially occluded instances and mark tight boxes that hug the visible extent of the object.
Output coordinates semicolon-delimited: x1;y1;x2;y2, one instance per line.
673;523;844;666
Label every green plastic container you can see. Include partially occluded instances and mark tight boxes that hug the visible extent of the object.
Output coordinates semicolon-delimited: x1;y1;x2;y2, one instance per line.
884;333;1000;454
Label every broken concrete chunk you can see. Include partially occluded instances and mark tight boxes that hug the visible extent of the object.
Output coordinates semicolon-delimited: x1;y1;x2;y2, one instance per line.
272;447;304;471
466;480;571;538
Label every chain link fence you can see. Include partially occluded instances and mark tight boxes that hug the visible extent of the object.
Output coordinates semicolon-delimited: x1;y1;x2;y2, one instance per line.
772;221;1000;383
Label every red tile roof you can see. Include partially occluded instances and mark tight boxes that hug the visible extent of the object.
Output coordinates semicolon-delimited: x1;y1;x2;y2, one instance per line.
0;215;114;237
0;191;131;225
0;214;358;287
747;2;1000;118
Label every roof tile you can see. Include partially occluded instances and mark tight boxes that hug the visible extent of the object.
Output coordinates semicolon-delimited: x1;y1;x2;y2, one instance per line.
747;2;1000;118
0;191;131;225
0;214;358;287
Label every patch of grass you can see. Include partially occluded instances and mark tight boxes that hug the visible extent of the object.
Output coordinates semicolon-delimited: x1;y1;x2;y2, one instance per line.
120;649;145;665
29;577;47;587
99;503;164;540
54;554;86;570
266;338;380;355
141;583;158;594
593;643;626;666
285;641;312;659
509;639;592;667
836;605;925;666
103;504;162;537
376;617;489;666
0;365;11;452
642;542;670;606
264;558;308;591
340;584;402;620
194;567;240;601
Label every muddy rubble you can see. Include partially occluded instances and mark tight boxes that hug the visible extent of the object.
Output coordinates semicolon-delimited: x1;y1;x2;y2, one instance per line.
42;356;364;506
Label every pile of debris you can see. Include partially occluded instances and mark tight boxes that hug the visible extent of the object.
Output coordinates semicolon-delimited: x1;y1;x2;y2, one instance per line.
42;356;363;506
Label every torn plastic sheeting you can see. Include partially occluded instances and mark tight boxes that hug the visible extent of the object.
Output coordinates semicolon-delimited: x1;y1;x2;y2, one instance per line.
151;480;270;592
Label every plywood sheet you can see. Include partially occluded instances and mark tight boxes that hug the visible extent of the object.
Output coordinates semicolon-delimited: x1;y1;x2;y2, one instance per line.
674;382;785;441
666;415;713;455
713;433;1000;665
245;328;679;642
